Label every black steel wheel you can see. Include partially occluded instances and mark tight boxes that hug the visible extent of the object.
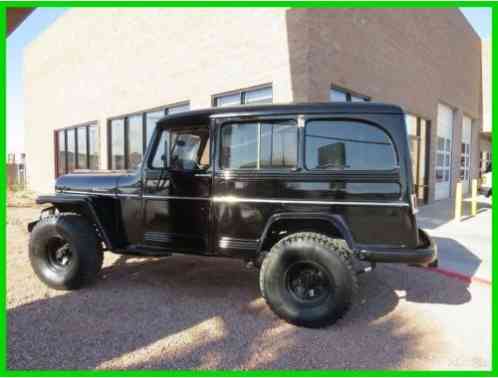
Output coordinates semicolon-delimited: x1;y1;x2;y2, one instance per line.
46;237;74;270
285;261;333;304
260;232;357;328
29;213;103;290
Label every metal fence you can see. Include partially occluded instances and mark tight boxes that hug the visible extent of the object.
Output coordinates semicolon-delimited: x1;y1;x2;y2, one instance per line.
7;153;26;190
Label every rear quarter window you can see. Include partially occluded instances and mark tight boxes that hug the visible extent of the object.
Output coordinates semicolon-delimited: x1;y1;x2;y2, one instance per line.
305;120;397;170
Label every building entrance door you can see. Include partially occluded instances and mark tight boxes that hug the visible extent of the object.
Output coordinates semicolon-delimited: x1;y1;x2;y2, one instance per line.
435;104;454;200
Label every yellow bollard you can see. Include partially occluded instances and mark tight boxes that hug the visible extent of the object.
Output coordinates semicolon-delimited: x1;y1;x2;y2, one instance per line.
471;179;478;216
455;182;462;221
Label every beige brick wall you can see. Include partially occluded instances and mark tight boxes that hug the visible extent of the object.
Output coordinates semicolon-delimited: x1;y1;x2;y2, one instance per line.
24;8;294;193
25;8;482;201
482;38;491;134
285;8;482;201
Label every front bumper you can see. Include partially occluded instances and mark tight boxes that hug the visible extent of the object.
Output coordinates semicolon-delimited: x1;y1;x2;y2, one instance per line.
357;229;437;265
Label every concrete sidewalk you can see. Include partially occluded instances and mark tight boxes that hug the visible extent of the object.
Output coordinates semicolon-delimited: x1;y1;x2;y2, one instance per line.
417;196;492;282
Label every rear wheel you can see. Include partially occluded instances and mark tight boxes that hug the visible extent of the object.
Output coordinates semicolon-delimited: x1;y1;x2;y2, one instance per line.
29;213;103;290
259;232;357;328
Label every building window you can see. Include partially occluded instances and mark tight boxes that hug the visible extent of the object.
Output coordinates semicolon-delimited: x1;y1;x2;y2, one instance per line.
108;102;189;170
110;118;125;170
88;126;99;170
305;120;396;170
220;120;297;170
55;124;99;177
214;85;273;107
436;137;451;183
481;151;492;173
329;87;369;102
128;114;143;170
76;126;87;170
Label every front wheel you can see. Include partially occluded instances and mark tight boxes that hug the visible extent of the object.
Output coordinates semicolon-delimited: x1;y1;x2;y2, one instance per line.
259;232;357;328
29;213;103;290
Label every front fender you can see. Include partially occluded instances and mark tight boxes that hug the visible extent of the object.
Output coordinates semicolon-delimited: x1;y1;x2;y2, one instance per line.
257;212;355;253
33;194;115;249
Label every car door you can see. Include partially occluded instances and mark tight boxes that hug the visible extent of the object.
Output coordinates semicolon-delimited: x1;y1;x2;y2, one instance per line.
142;125;212;254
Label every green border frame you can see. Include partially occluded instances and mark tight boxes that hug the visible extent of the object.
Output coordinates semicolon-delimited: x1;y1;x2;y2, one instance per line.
1;1;495;376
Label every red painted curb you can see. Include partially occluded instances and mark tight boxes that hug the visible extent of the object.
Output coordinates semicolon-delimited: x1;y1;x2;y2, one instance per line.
426;267;491;286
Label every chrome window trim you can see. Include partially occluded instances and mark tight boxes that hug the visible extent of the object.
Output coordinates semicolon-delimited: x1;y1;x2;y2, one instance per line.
143;195;209;201
59;190;116;197
59;190;408;207
211;196;409;207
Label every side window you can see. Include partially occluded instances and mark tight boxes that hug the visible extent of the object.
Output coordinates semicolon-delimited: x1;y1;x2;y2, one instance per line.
151;128;209;170
260;123;297;168
305;120;396;170
220;121;297;170
221;123;258;169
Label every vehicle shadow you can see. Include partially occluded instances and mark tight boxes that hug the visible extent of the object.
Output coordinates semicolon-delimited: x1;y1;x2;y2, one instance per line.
8;255;472;370
431;236;483;278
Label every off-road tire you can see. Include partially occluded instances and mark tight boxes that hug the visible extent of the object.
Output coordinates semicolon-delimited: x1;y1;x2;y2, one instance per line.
29;213;103;290
260;232;357;328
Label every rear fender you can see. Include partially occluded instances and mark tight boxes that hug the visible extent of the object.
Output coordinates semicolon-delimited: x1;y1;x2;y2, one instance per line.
257;212;355;254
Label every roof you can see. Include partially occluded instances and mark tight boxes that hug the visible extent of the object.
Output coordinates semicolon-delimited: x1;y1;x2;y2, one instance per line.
7;8;34;36
157;102;404;126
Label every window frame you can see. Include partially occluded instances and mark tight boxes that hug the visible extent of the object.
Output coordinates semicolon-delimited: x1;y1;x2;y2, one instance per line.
107;102;190;170
303;118;399;172
218;119;298;172
212;84;273;107
54;122;99;178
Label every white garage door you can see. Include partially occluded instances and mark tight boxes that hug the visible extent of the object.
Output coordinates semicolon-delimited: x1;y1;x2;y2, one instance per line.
461;116;472;194
435;104;454;200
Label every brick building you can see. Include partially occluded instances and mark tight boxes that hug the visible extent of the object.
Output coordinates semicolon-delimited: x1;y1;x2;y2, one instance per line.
24;8;483;203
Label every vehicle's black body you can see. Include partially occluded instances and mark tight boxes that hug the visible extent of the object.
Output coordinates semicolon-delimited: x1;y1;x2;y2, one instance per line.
29;103;437;327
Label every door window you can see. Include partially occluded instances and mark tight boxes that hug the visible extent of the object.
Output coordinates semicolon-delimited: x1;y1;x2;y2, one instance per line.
151;128;210;170
170;133;202;170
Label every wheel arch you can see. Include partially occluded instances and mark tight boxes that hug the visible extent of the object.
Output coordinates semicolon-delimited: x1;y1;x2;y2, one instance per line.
257;212;355;254
35;194;119;250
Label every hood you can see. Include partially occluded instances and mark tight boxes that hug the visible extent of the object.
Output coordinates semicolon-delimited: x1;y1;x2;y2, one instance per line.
55;170;130;194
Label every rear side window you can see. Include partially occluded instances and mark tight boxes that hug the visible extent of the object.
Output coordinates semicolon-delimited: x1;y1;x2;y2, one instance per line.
220;121;297;170
305;120;397;170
